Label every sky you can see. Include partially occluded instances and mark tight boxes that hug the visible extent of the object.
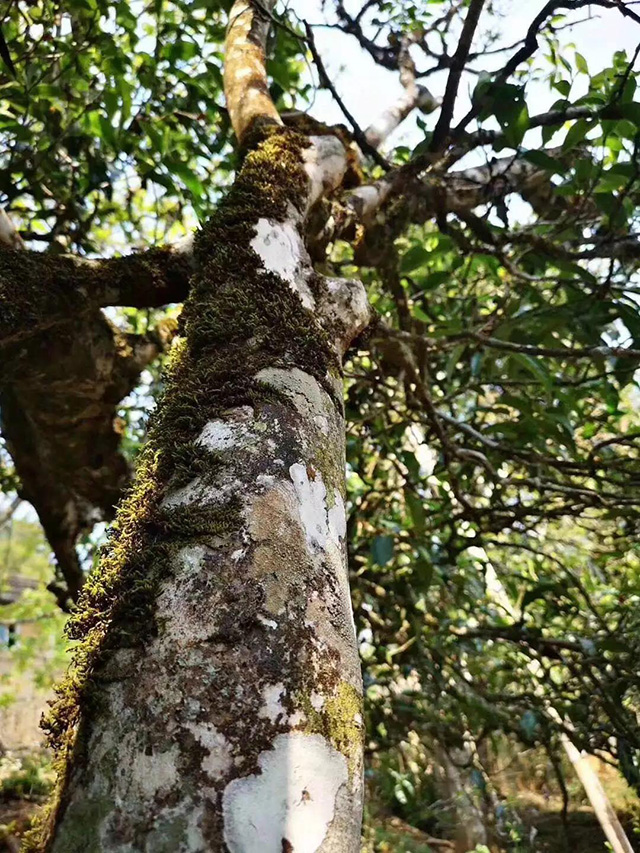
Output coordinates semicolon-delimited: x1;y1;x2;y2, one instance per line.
287;0;640;150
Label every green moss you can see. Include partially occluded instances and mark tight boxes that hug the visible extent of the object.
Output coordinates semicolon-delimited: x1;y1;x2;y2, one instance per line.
157;440;223;490
156;498;242;540
298;681;364;775
0;246;192;350
27;124;341;851
310;435;344;507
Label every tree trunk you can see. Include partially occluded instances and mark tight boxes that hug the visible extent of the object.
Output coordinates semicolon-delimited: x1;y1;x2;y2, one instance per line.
434;742;489;853
30;32;370;853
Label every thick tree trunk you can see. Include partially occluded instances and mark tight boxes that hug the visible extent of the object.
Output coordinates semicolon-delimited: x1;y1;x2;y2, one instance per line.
31;119;369;853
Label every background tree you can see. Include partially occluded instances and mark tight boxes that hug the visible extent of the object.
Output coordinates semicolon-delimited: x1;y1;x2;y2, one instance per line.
1;0;640;850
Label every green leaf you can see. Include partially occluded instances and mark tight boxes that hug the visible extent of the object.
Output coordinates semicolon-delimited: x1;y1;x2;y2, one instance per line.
371;535;394;566
507;352;553;394
554;79;571;97
168;163;203;199
414;551;434;590
401;244;430;273
405;491;426;535
599;637;628;653
562;119;591;152
575;52;589;75
504;102;530;148
523;149;563;174
521;582;566;611
595;171;630;193
619;102;640;125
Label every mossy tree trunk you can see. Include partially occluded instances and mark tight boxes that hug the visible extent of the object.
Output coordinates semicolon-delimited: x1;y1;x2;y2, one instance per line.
29;4;371;851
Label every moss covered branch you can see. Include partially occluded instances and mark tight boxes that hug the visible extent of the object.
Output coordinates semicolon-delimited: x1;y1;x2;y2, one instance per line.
0;244;193;349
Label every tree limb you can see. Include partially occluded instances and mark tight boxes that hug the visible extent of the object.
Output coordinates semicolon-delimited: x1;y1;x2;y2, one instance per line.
365;38;439;149
305;21;390;169
454;0;640;139
0;242;193;349
224;0;282;143
0;209;183;607
431;0;486;150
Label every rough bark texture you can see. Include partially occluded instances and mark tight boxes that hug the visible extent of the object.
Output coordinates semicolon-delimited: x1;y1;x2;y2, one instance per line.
29;126;369;852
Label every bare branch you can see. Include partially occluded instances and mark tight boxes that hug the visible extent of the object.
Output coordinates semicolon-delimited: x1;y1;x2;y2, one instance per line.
224;0;282;143
365;39;439;149
305;22;390;169
431;0;487;150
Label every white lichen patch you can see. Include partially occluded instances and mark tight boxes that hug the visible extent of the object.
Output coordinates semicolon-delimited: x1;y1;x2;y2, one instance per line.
314;415;330;435
256;473;276;488
320;277;371;354
310;691;325;712
288;710;306;727
327;492;347;542
303;136;349;210
162;476;239;510
198;418;254;452
289;463;346;552
186;721;233;780
259;683;286;722
222;733;348;853
256;367;333;427
184;804;207;850
128;740;180;800
250;218;315;310
155;546;222;644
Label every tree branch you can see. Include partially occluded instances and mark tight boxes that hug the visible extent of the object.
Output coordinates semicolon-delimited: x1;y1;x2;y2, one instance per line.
305;22;390;169
0;242;193;349
431;0;487;150
453;0;640;139
365;38;439;149
224;0;282;143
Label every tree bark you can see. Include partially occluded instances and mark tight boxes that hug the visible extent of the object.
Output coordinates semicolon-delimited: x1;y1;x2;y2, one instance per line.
29;6;370;846
0;211;182;606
